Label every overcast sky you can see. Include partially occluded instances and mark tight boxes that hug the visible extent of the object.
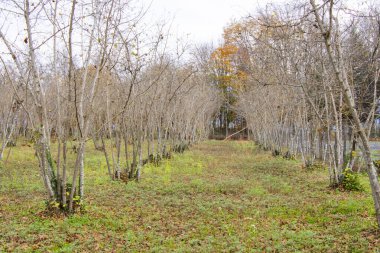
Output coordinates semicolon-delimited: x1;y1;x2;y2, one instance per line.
142;0;368;46
142;0;286;45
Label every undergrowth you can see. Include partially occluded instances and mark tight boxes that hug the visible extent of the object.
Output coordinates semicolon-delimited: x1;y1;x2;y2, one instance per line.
0;140;378;252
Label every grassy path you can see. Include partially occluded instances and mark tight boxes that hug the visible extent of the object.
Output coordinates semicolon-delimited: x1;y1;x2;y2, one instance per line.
0;141;379;252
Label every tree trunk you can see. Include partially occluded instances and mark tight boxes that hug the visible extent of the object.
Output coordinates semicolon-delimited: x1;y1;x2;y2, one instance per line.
311;0;380;227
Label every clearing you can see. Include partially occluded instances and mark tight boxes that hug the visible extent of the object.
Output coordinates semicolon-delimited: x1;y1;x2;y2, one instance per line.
0;141;379;252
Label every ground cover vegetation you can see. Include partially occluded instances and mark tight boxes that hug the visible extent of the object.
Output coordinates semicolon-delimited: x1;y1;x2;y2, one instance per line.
1;141;380;252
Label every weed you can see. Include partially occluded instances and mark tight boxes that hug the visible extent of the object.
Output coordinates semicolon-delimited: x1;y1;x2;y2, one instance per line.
342;168;364;191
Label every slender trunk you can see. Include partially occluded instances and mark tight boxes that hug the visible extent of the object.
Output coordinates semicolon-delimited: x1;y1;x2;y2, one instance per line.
79;143;85;199
137;134;142;181
150;129;155;159
56;140;61;200
123;129;129;173
116;130;121;179
147;130;151;160
130;130;137;179
157;126;162;156
62;141;67;207
101;134;113;179
68;141;85;213
36;139;55;200
311;0;380;227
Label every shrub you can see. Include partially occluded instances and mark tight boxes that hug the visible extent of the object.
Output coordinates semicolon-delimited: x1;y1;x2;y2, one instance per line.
172;143;189;153
272;149;281;157
373;160;380;173
341;168;363;191
6;140;16;147
45;194;83;215
282;151;295;160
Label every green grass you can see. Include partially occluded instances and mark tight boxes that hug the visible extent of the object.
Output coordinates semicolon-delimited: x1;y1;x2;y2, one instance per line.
1;140;380;252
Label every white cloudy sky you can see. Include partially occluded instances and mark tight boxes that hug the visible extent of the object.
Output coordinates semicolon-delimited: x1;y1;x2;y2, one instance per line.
141;0;286;45
141;0;366;45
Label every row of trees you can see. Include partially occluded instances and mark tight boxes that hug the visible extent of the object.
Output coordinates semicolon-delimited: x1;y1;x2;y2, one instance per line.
0;0;221;213
214;0;380;227
3;0;380;230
